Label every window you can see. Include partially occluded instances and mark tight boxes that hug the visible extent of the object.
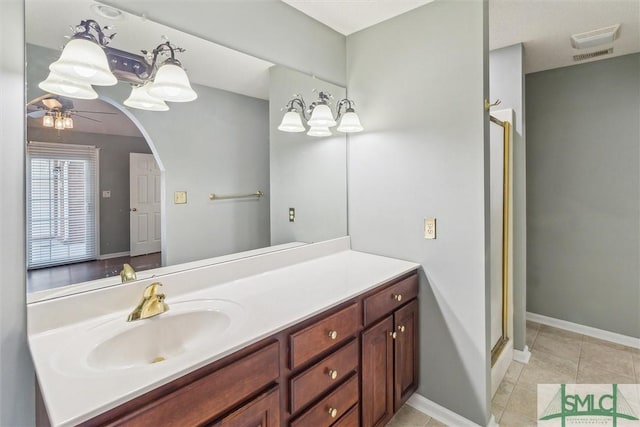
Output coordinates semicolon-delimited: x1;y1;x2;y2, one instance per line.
27;142;98;269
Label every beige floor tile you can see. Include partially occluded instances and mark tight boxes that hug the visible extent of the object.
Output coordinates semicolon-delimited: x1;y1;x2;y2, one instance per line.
492;377;516;408
538;324;583;341
532;331;582;362
576;359;636;384
425;418;448;427
582;335;636;352
504;361;525;384
526;321;540;330
499;410;537;427
580;341;635;376
387;405;431;427
491;401;505;424
503;384;538;419
634;353;640;380
520;350;578;378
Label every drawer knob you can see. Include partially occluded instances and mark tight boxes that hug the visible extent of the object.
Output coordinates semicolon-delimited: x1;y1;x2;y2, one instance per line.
328;330;338;340
328;407;338;418
398;325;406;333
390;331;398;339
328;369;338;380
393;293;403;302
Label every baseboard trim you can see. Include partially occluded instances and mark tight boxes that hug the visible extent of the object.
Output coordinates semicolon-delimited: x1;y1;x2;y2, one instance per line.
527;312;640;350
97;251;130;260
407;393;483;427
513;345;531;364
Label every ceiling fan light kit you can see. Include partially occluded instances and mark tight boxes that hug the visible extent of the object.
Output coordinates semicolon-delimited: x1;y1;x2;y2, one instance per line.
40;18;197;111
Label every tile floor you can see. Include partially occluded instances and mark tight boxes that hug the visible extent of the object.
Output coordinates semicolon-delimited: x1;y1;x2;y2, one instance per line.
387;321;640;426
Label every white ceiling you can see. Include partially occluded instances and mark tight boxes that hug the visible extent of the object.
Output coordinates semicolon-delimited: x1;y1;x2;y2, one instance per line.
281;0;434;35
281;0;640;74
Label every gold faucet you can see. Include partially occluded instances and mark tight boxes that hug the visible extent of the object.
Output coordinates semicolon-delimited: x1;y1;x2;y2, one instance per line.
120;263;137;283
127;282;169;322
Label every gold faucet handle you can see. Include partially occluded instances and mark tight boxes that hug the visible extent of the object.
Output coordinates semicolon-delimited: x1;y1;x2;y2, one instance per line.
143;282;164;298
120;263;137;282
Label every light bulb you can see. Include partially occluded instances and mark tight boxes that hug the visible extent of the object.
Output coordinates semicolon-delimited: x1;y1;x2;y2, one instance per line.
124;84;170;111
147;61;197;102
278;110;305;132
63;116;74;129
49;38;116;86
337;110;363;133
54;117;64;130
308;104;337;127
43;115;54;127
307;126;332;137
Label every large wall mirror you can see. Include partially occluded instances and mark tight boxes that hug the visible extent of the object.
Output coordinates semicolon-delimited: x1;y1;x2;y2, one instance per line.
25;0;348;302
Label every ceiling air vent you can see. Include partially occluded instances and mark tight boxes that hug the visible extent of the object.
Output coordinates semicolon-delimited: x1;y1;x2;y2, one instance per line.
573;48;613;62
571;24;621;49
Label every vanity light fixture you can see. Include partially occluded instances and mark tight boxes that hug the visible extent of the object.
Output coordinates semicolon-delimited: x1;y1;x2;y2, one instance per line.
40;19;197;111
278;91;363;137
42;114;54;128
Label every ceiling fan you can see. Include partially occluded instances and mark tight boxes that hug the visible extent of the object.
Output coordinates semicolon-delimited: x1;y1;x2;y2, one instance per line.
26;94;117;130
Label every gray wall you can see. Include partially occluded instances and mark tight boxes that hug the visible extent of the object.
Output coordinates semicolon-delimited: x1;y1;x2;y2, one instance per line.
0;0;35;426
526;53;640;338
269;66;347;244
489;44;527;350
27;127;151;256
347;1;491;425
101;0;347;87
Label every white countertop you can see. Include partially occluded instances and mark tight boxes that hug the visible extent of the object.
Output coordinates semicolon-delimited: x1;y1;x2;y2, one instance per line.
28;237;419;426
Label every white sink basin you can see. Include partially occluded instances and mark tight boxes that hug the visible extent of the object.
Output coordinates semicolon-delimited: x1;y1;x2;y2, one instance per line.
53;299;243;375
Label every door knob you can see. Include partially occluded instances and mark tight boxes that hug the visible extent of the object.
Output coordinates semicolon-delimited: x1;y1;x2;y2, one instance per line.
130;208;137;212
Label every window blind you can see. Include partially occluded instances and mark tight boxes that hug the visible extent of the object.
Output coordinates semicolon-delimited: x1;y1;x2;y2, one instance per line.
27;142;98;269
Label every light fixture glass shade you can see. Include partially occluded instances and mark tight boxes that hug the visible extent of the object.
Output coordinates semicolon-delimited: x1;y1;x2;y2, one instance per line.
336;111;363;133
43;115;54;127
147;62;197;102
308;104;337;127
54;117;64;130
63;116;74;129
39;71;99;100
124;85;170;111
49;38;117;86
307;126;332;137
277;111;305;132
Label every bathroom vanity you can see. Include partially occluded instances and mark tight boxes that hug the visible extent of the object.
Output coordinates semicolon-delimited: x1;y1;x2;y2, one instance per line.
29;238;420;427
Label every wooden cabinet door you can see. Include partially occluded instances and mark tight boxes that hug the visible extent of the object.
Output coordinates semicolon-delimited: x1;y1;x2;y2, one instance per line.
361;316;394;427
394;299;419;412
215;387;280;427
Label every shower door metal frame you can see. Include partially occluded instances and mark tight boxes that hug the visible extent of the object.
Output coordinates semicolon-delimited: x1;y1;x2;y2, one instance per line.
490;115;511;367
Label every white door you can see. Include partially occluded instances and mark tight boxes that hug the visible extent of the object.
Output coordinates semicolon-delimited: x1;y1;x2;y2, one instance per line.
130;153;161;256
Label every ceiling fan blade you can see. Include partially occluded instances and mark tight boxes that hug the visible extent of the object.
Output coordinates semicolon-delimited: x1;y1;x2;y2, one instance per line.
26;93;55;107
72;113;102;123
27;110;47;118
72;110;118;115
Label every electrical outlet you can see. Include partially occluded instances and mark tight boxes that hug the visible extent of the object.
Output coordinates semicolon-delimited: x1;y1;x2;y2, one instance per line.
102;190;111;198
424;218;436;239
289;208;295;222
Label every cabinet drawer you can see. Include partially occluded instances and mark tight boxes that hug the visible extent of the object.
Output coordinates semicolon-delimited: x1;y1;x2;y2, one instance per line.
290;339;358;413
332;404;359;427
290;374;359;427
363;274;418;326
111;342;280;426
213;386;280;427
290;303;359;369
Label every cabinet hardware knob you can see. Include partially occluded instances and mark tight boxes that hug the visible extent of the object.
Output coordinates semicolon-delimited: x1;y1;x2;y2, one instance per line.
390;331;398;339
393;294;402;302
328;369;338;380
328;407;338;418
398;325;406;333
328;330;338;340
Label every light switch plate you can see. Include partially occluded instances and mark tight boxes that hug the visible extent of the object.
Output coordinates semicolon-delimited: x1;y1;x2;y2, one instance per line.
424;218;436;239
174;191;187;204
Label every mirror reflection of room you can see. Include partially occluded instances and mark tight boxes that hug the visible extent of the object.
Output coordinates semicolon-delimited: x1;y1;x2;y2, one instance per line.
25;0;349;299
